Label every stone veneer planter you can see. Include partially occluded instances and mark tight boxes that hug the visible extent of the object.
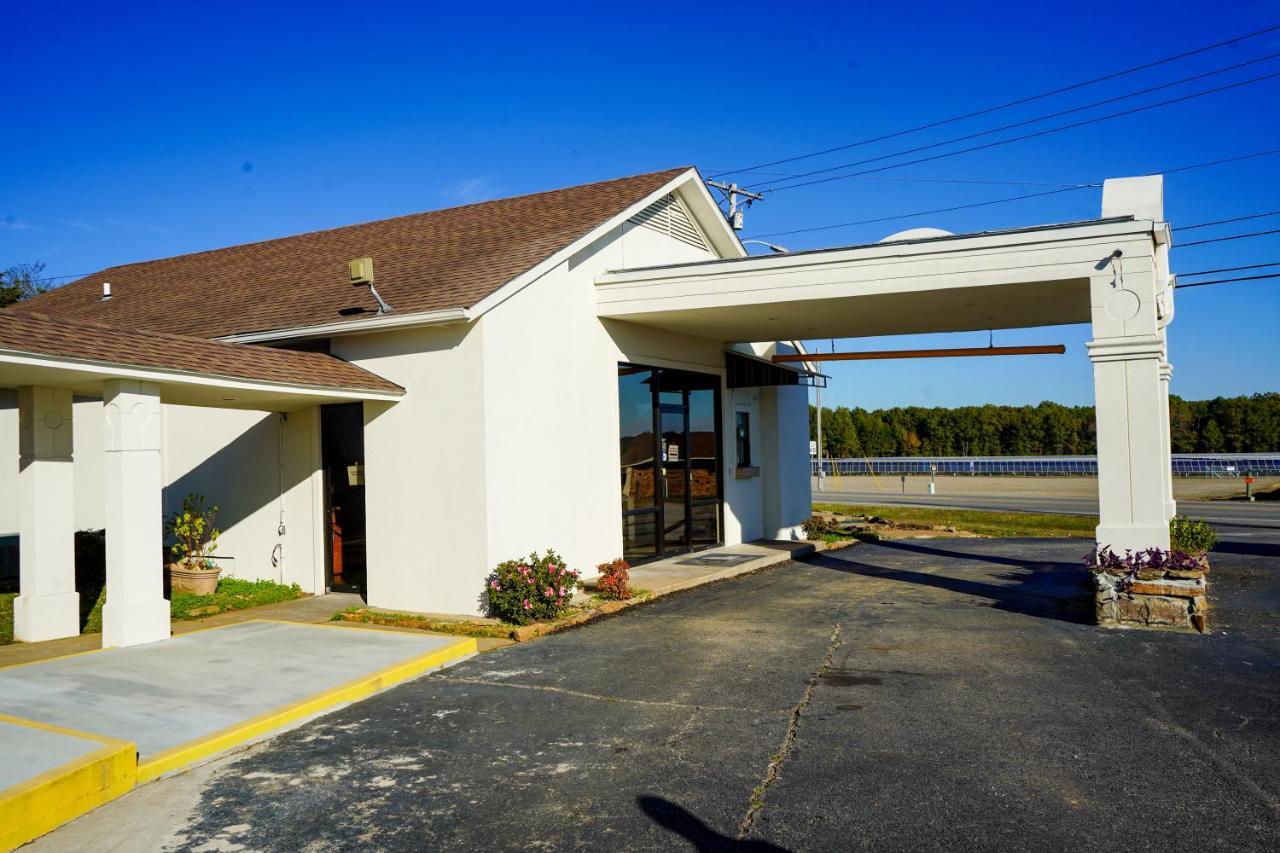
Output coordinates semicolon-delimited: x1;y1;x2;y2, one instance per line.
1093;561;1209;633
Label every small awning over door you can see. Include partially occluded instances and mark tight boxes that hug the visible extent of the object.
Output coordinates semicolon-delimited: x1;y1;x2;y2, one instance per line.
725;350;825;389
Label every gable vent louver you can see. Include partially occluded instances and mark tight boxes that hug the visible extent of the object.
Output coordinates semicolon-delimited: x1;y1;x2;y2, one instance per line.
628;193;709;251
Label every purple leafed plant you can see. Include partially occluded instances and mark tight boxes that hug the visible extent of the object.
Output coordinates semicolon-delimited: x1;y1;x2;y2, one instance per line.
1086;546;1205;591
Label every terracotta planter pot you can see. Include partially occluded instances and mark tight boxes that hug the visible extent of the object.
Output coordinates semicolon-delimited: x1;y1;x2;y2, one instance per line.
168;563;221;595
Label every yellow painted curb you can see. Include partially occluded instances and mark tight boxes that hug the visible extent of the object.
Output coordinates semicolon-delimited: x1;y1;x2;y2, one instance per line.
0;715;137;853
136;633;477;783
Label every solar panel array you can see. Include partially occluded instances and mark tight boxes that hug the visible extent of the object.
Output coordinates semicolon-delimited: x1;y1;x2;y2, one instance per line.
812;454;1280;477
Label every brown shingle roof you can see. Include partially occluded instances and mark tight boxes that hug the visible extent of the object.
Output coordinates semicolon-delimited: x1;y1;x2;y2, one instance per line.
0;311;404;395
15;168;692;339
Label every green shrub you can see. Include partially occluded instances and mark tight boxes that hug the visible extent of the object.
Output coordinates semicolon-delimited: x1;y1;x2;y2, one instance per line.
1169;516;1216;556
485;549;581;625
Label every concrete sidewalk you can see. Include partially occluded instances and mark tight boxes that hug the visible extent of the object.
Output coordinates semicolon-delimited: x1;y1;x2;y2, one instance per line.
0;620;475;850
0;591;365;669
621;539;818;597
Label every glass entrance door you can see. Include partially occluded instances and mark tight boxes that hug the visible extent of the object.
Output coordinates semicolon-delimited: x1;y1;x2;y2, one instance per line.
619;364;723;562
660;406;689;552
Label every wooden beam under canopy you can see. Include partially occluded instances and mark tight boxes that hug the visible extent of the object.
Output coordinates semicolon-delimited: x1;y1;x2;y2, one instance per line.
772;344;1066;363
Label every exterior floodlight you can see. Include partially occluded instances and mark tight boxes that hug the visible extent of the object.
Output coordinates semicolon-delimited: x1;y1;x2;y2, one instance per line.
741;239;790;254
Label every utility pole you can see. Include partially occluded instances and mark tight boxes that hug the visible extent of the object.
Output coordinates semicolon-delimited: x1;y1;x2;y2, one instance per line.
705;180;765;231
815;345;824;492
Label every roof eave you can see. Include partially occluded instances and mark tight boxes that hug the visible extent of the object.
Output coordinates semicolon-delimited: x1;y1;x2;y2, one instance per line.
216;306;473;344
0;348;405;402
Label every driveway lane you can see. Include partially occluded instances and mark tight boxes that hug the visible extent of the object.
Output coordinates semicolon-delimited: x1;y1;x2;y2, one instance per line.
750;540;1280;851
165;568;854;851
36;536;1279;852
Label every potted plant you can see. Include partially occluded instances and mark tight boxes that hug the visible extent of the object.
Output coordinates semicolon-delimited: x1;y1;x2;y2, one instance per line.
167;493;222;595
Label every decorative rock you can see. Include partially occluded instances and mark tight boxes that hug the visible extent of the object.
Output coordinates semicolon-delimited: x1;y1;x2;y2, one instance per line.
1093;561;1209;634
1129;578;1205;598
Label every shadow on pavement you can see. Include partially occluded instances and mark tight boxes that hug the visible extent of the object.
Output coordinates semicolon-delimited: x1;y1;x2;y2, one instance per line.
636;796;790;853
1211;540;1280;558
869;537;1084;572
798;544;1093;624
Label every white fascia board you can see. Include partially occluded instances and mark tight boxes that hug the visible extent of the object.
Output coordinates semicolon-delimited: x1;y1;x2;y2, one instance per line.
676;172;748;259
467;168;718;320
216;307;471;344
599;218;1159;286
0;350;405;402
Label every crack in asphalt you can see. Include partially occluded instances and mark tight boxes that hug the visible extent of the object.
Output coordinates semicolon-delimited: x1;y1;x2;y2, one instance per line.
737;621;846;841
430;675;752;713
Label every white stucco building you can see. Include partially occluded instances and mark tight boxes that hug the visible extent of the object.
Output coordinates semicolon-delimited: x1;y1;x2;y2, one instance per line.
0;167;1177;647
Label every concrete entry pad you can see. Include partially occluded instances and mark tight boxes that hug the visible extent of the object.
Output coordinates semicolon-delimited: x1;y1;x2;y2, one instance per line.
0;717;103;790
626;539;817;598
0;622;473;770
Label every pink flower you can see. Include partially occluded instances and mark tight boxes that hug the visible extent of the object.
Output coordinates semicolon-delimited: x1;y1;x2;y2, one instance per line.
527;577;534;585
523;599;532;610
558;586;566;596
489;580;500;590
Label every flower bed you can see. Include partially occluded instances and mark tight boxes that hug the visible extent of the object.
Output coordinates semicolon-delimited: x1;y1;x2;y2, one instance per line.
1089;547;1209;632
485;550;581;625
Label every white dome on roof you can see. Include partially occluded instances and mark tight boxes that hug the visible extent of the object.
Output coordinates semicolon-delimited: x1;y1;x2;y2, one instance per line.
878;227;954;243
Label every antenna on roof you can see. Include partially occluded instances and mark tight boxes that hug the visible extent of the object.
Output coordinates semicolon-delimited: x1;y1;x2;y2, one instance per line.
705;181;765;230
348;257;392;314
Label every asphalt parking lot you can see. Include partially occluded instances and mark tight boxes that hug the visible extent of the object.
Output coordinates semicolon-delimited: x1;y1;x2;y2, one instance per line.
35;535;1280;852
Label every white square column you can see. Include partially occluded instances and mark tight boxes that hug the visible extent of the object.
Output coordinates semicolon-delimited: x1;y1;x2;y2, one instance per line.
1087;264;1172;553
1158;353;1176;521
13;386;80;642
101;379;170;648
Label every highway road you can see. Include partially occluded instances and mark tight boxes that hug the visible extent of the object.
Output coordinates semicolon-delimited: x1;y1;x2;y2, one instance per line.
812;488;1280;549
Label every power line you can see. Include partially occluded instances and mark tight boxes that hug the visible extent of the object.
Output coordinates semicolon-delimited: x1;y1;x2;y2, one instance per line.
1174;210;1280;231
1177;228;1280;247
750;186;1095;240
705;171;1091;188
1163;147;1280;173
763;70;1280;193
1178;261;1280;277
743;149;1280;241
1176;272;1280;288
709;23;1280;178
754;51;1280;191
29;271;94;282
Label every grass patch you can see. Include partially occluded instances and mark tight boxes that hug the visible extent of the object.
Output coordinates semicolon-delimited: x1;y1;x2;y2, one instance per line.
814;503;1097;539
0;593;12;646
333;607;515;639
588;587;653;605
0;578;303;645
169;578;303;620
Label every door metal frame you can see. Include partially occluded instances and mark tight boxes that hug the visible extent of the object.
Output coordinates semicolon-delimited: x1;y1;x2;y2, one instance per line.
619;363;724;564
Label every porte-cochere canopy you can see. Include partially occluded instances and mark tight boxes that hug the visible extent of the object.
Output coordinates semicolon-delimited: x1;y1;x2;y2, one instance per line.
598;176;1178;559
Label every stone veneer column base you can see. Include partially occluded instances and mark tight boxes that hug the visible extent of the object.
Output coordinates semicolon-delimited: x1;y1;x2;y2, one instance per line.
1094;564;1209;633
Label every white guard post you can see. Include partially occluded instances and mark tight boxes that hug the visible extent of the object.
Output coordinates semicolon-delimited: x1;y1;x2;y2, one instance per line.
102;379;171;647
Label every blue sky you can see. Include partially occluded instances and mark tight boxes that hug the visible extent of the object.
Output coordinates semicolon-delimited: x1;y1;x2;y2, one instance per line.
3;0;1277;410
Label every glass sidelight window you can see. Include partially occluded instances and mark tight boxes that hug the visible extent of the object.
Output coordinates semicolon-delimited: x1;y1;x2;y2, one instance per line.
618;363;723;562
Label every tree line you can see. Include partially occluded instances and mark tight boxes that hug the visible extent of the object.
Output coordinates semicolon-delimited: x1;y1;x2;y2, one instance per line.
809;393;1280;458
